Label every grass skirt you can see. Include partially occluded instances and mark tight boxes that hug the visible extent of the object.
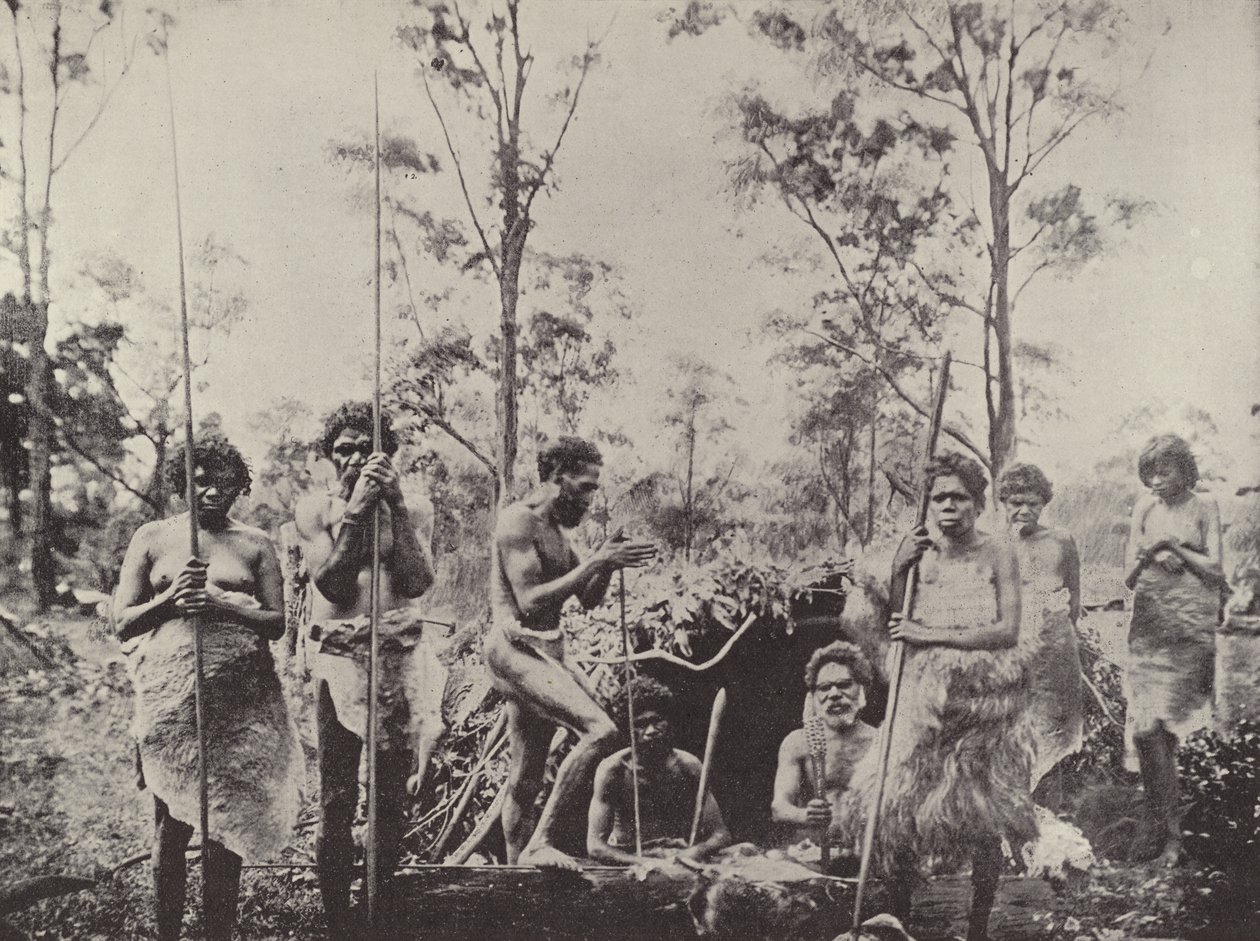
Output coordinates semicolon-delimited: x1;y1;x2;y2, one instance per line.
123;593;303;862
836;643;1037;875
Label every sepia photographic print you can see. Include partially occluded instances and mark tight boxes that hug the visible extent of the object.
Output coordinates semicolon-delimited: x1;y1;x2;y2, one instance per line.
1;1;1257;939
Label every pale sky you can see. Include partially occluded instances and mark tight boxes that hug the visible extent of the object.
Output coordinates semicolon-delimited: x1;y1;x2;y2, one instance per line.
5;0;1259;493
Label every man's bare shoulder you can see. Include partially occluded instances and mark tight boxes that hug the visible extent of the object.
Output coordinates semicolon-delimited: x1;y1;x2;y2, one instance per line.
495;501;539;540
779;728;808;758
670;749;703;775
596;748;632;780
294;490;337;538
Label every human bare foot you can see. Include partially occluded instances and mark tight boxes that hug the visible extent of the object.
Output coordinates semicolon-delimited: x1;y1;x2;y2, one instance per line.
520;844;582;872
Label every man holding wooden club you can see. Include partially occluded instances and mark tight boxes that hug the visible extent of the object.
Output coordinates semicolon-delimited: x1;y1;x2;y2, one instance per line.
772;641;876;858
487;436;657;871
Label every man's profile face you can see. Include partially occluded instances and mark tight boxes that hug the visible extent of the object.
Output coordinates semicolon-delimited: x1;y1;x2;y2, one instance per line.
812;662;864;730
553;461;601;528
331;428;372;488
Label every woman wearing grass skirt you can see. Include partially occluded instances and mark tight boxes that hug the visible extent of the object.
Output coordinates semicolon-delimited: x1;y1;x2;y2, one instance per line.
838;452;1035;941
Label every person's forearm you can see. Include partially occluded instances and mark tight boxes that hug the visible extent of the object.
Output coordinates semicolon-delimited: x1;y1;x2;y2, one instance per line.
925;619;1017;651
1169;544;1226;586
117;591;175;642
771;800;810;828
387;502;435;598
314;518;372;605
519;557;607;619
214;600;285;641
578;565;614;609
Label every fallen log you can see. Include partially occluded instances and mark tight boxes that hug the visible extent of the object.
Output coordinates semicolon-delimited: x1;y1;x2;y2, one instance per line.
388;861;1058;941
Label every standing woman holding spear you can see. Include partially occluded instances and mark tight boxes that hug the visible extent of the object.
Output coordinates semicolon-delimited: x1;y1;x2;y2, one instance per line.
112;50;302;941
840;358;1034;941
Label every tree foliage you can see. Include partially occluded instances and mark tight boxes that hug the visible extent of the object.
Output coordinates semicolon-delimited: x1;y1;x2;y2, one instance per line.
691;0;1153;475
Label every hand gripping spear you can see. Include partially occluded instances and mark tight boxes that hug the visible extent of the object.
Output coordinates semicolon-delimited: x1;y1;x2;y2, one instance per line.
850;352;952;934
163;50;211;918
365;73;385;931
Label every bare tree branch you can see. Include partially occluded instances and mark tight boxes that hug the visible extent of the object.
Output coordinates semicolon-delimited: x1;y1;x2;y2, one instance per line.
520;44;595;220
420;67;502;280
52;32;140;174
803;329;991;469
56;425;159;509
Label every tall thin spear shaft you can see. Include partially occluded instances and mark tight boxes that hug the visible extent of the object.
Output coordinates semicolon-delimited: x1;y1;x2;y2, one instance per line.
619;570;643;857
366;72;385;931
163;49;210;916
851;352;952;933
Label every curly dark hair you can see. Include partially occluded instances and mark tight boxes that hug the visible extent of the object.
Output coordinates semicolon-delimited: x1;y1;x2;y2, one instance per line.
1138;433;1199;489
925;450;989;510
317;401;398;458
166;432;252;499
610;675;674;734
997;462;1054;504
537;435;602;483
804;641;872;691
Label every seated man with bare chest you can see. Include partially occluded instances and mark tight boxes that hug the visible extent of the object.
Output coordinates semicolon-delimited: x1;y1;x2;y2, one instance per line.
486;436;656;870
772;641;877;851
294;402;438;938
588;676;732;865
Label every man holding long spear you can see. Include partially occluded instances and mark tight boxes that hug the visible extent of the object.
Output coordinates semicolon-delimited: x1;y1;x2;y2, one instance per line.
295;401;439;938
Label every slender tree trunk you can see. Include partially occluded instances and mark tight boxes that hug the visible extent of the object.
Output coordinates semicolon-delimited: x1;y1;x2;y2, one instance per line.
498;237;521;502
865;413;877;545
837;444;851;553
683;412;696;562
0;295;27;530
26;303;56;608
143;415;172;519
988;182;1016;474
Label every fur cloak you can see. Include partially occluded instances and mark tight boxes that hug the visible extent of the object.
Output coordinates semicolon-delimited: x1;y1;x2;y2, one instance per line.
834;552;1037;875
123;591;303;862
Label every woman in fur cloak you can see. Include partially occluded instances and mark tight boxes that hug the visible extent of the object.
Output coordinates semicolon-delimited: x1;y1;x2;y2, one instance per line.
996;463;1084;791
1123;434;1223;865
837;452;1036;941
115;436;302;941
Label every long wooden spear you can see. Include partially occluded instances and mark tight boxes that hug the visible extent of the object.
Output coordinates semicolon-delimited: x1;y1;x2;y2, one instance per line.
850;352;952;933
365;72;385;931
619;567;643;858
163;49;210;912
